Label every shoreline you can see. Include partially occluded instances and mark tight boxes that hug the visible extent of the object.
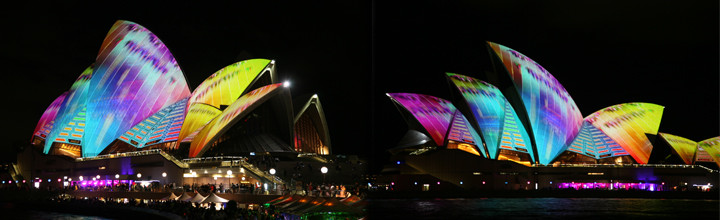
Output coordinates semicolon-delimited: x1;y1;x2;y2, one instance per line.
367;190;720;200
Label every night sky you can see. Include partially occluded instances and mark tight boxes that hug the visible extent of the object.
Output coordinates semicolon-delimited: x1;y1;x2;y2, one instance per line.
2;1;718;172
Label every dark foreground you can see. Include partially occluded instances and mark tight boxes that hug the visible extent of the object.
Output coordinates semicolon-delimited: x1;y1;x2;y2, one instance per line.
368;189;720;200
367;197;720;220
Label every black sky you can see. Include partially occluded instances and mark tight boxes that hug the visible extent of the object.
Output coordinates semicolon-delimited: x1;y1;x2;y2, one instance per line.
1;1;718;171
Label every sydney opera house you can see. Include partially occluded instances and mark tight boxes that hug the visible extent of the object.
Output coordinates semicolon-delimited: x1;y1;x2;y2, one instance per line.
381;42;719;191
15;20;333;193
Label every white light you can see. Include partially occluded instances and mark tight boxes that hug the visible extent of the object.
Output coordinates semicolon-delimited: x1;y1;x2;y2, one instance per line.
264;183;268;190
269;168;276;175
79;176;83;181
96;175;100;179
115;174;120;179
214;177;217;180
283;81;290;88
241;177;246;181
321;166;328;174
162;172;167;178
137;173;142;178
92;177;96;181
227;170;232;175
240;168;245;173
63;176;67;180
204;170;208;174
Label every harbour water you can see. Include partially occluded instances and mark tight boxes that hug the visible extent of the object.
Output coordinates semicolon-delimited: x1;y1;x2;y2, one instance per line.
24;210;111;220
367;198;719;219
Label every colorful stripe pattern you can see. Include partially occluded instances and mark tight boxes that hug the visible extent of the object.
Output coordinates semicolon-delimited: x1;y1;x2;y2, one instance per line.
83;20;190;157
177;103;222;143
44;66;93;153
658;133;697;165
34;93;68;141
489;42;583;165
586;103;664;164
387;93;456;147
189;83;283;158
565;121;628;159
499;102;535;162
697;137;720;167
447;73;533;160
119;98;188;148
188;59;272;109
446;111;486;157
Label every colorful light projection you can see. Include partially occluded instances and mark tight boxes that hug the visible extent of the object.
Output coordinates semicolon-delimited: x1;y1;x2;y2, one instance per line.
189;83;283;158
49;107;87;147
565;121;627;159
498;102;535;162
119;98;188;148
188;59;273;109
446;73;533;160
33;93;68;140
177;103;222;143
84;20;191;157
386;93;456;147
488;42;583;165
446;111;484;157
557;182;662;191
44;66;93;153
697;137;720;167
658;133;697;165
585;103;664;164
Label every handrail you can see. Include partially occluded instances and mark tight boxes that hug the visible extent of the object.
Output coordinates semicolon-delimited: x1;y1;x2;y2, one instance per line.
75;149;189;168
73;150;285;184
532;163;719;172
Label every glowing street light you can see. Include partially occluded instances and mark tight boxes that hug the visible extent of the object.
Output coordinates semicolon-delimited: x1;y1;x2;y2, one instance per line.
320;166;328;184
96;175;101;180
137;173;142;178
227;170;232;175
269;168;276;175
79;176;83;181
162;172;167;178
115;174;120;179
283;81;291;88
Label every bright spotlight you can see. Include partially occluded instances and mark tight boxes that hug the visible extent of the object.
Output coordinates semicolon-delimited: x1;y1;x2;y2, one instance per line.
283;81;290;88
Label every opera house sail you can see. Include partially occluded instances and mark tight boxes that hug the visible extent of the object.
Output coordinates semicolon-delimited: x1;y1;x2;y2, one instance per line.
30;20;329;161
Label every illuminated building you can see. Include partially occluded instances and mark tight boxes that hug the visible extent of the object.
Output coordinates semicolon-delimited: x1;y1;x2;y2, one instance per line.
30;20;330;159
22;20;339;196
293;94;332;155
381;42;718;191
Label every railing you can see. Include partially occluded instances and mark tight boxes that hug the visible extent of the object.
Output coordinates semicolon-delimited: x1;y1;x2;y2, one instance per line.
236;159;284;185
73;150;285;185
533;163;719;172
75;149;189;168
157;151;189;169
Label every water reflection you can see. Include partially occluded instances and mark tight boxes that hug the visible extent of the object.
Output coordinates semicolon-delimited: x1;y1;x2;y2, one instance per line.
369;198;719;219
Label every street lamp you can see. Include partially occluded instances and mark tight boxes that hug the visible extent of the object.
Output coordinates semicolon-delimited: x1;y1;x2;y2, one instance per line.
269;168;276;175
137;173;142;179
162;172;167;178
320;166;328;184
115;174;119;179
